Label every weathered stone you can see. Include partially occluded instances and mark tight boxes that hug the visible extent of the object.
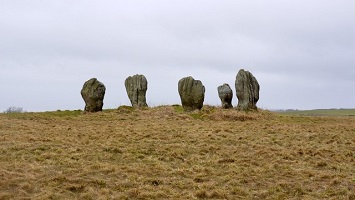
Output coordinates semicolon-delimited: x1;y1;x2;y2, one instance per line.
218;83;233;109
125;74;148;108
81;78;106;112
235;69;260;111
178;76;205;111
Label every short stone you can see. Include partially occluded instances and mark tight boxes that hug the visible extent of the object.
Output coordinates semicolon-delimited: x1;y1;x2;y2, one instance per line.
218;83;233;109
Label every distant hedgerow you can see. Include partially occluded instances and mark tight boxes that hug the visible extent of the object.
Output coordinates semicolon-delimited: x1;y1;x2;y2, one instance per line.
4;106;25;113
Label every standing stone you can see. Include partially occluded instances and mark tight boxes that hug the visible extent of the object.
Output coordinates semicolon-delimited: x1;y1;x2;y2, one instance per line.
178;76;205;111
218;84;233;109
125;74;148;108
81;78;106;112
235;69;260;111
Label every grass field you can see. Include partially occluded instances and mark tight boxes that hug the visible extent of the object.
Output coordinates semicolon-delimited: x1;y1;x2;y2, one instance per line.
276;109;355;116
0;106;354;199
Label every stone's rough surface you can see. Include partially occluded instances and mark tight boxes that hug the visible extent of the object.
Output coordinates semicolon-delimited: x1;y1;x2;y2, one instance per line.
178;76;205;111
235;69;260;111
125;74;148;108
218;84;233;109
81;78;106;112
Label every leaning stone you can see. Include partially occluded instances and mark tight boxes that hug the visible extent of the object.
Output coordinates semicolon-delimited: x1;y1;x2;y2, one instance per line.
125;74;148;108
235;69;260;111
218;83;233;109
81;78;106;112
178;76;205;111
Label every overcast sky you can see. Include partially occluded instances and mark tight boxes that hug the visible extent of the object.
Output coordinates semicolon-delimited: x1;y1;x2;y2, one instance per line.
1;0;354;112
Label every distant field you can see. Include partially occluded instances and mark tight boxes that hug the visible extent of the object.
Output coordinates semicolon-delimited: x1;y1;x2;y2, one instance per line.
275;109;355;116
0;106;354;199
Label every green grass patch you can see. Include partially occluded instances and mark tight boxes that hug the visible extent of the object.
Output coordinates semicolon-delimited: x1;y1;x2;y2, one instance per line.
172;104;184;113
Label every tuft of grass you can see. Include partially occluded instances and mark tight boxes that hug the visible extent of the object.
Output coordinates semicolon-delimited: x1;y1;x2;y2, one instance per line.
117;105;135;113
208;107;274;121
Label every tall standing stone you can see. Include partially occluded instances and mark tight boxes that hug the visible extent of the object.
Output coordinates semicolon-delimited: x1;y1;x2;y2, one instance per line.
125;74;148;108
235;69;260;111
178;76;205;111
81;78;106;112
218;83;233;109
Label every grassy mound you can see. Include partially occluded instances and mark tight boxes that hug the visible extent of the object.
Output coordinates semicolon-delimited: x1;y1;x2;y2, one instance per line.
0;106;354;199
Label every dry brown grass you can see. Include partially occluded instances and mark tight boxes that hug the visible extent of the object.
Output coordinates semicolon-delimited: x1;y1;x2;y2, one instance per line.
0;106;354;199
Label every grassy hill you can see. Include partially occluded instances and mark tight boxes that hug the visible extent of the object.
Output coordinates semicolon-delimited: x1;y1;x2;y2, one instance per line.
0;106;354;199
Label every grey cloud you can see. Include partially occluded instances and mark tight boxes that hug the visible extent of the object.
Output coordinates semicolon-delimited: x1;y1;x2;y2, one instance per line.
1;0;354;111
